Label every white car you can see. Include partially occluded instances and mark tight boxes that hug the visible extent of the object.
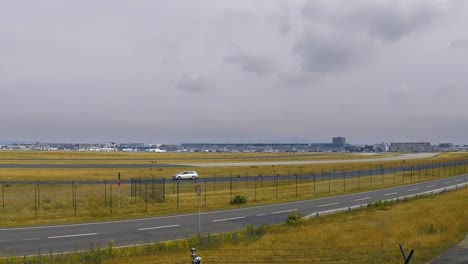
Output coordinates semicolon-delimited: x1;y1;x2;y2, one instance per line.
173;171;198;180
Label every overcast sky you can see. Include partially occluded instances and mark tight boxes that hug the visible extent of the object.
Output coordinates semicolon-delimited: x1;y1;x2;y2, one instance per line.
1;0;468;145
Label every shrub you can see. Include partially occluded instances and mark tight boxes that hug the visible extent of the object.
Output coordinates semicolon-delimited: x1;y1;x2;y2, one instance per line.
230;195;247;205
285;212;304;225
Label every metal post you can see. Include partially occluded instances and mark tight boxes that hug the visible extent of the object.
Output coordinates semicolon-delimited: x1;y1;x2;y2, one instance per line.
198;192;201;235
110;185;112;214
176;182;179;209
343;169;345;191
35;187;38;219
104;180;107;206
313;173;316;195
275;174;278;199
295;174;298;197
163;178;166;201
254;178;257;202
37;180;40;209
74;184;77;216
72;180;75;206
145;184;148;212
117;173;121;209
230;177;233;202
358;169;361;190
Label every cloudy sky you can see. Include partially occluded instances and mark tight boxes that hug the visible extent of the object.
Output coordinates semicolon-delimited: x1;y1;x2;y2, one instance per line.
1;0;468;144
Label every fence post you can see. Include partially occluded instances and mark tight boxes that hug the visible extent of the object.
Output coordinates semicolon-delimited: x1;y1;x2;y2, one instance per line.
37;180;41;209
204;180;207;207
230;177;233;202
358;169;362;191
163;178;166;201
104;180;107;205
295;174;298;197
35;187;38;219
71;180;75;206
74;184;77;216
313;173;316;195
139;176;142;200
254;178;257;202
275;174;279;199
176;182;180;209
343;169;345;191
145;184;148;212
110;185;112;214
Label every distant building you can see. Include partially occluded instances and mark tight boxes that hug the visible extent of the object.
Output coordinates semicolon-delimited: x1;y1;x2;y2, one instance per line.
374;142;389;152
389;142;432;152
332;137;346;145
438;143;453;148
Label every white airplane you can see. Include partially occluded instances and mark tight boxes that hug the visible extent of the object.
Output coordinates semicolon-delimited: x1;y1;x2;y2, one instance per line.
146;148;167;153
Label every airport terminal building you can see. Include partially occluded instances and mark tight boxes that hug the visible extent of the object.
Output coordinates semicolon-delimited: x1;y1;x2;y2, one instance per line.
389;142;432;152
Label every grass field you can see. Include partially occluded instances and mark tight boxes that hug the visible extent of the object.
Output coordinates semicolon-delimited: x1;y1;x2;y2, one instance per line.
0;152;467;226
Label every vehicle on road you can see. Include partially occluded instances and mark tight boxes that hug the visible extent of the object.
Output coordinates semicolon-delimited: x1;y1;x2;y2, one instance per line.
173;171;198;180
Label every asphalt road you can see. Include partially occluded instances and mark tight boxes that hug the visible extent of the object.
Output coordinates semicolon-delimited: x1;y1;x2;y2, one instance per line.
0;173;466;256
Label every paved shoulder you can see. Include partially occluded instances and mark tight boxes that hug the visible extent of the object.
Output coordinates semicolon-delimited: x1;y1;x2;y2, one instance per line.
431;234;468;264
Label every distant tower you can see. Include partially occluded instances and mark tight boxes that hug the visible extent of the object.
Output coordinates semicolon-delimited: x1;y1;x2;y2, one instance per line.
332;137;346;145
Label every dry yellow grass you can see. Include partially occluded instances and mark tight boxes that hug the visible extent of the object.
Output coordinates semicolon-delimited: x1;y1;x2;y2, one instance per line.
103;186;468;264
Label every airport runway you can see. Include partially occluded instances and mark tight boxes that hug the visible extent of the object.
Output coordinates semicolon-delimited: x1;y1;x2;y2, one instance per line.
180;153;439;167
0;153;439;169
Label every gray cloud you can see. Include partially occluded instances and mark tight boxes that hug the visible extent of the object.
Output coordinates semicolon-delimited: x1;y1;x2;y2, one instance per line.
357;2;441;42
176;75;212;94
1;0;467;144
293;1;448;74
225;54;276;75
301;0;444;42
389;86;411;102
450;38;468;50
293;30;366;73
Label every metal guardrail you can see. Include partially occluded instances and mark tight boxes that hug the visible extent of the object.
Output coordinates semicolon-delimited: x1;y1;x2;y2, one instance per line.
305;180;468;219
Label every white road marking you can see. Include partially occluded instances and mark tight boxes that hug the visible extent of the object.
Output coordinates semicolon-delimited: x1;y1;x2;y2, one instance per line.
442;182;451;185
138;225;179;231
23;238;41;241
271;209;298;215
455;179;463;182
48;233;98;239
318;203;339;208
256;214;267;217
213;216;245;222
384;192;397;196
408;188;419;192
426;185;436;188
354;197;371;201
